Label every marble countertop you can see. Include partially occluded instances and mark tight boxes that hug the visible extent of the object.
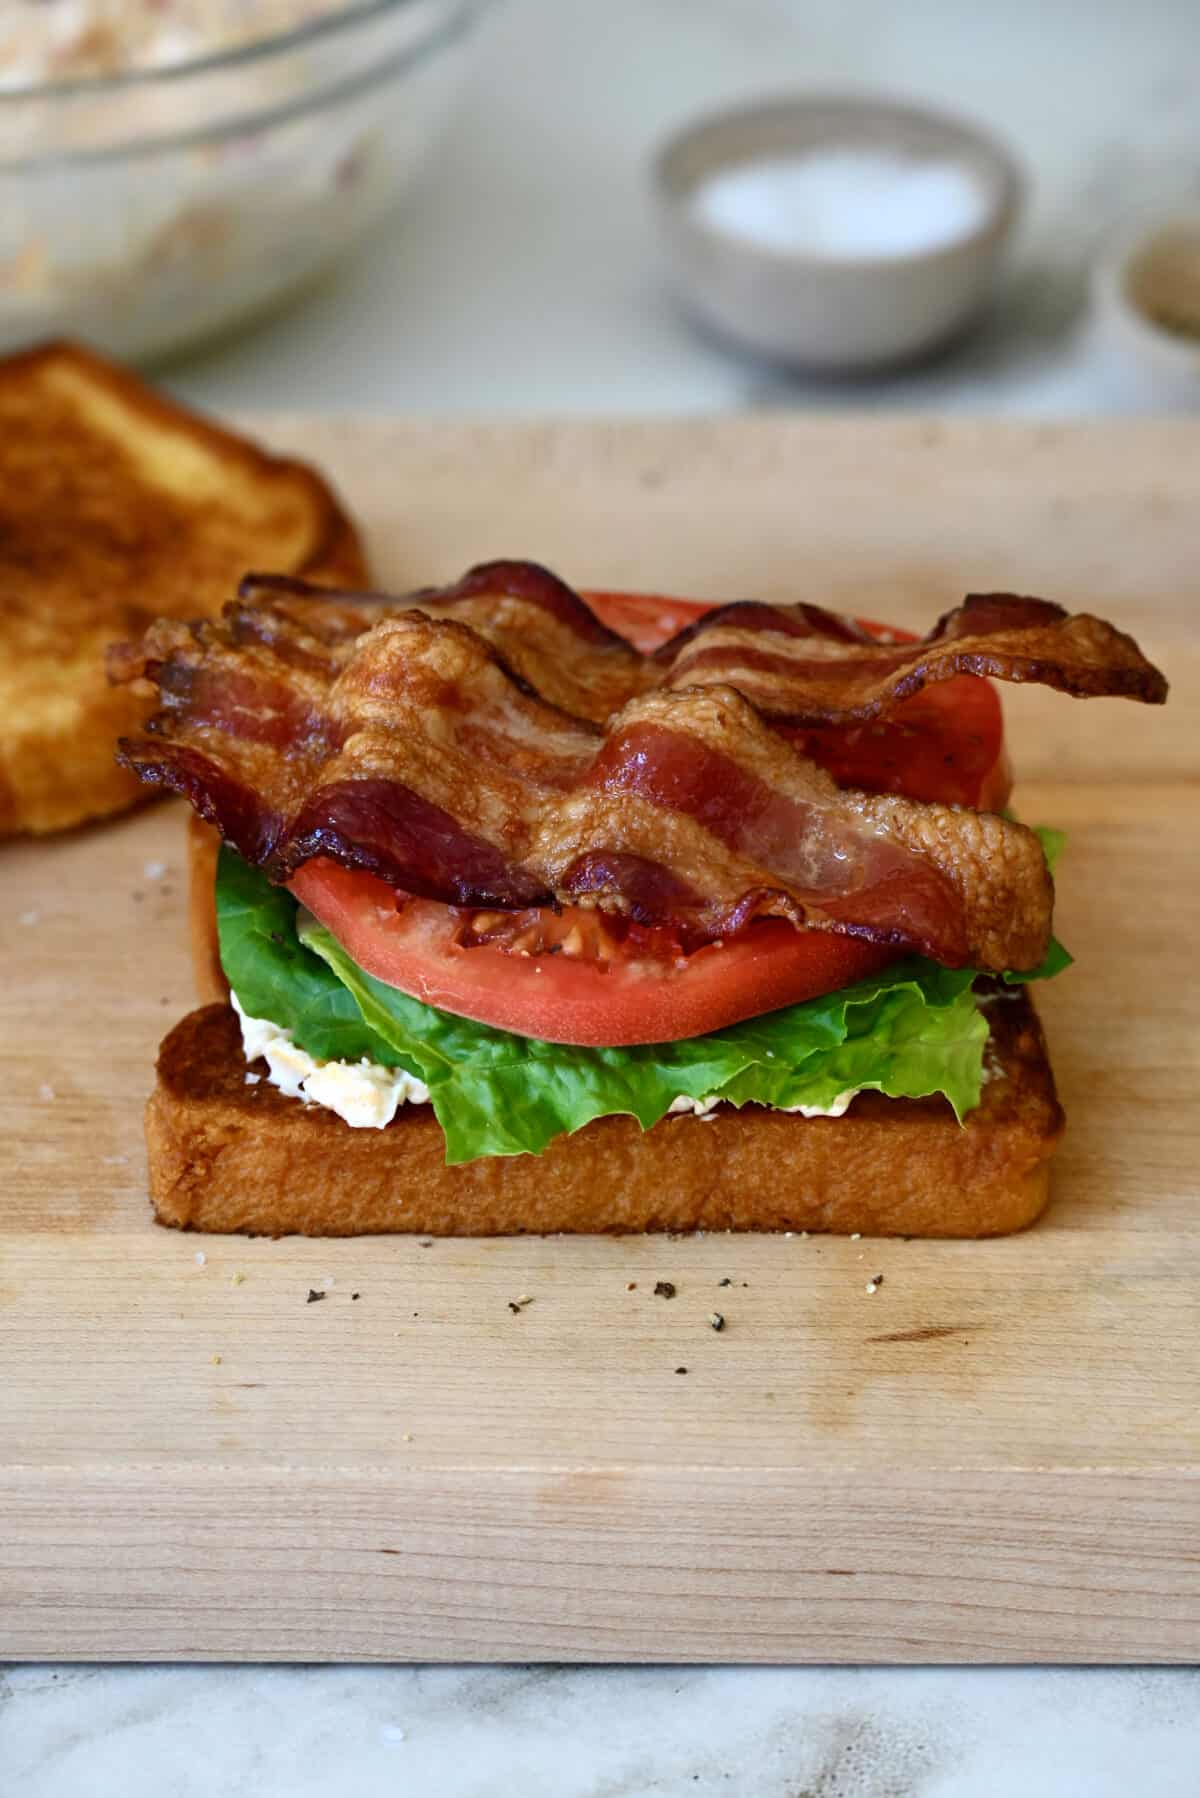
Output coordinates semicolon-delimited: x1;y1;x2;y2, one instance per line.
4;1663;1200;1796
5;1;1200;1790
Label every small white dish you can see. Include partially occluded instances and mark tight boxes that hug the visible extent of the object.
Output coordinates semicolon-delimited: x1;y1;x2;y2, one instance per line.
1091;214;1200;408
653;93;1023;374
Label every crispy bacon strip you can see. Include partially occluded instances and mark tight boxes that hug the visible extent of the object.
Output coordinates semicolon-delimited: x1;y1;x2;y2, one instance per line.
231;563;1167;727
237;562;649;724
656;591;1168;723
117;598;1054;971
550;688;1050;969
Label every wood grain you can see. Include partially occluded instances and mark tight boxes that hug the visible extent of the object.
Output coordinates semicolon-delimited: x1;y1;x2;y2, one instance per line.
1;416;1198;1663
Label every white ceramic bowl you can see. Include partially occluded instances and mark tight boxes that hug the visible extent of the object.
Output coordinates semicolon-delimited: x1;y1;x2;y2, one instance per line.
1091;214;1200;408
653;93;1023;374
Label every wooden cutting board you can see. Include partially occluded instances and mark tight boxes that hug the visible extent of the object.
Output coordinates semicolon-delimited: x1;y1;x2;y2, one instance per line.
2;416;1198;1664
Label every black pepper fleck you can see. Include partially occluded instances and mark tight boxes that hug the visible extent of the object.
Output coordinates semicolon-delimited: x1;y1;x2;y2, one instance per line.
351;1292;360;1301
709;1312;725;1332
717;1277;733;1287
654;1280;676;1299
306;1289;326;1304
675;1366;688;1375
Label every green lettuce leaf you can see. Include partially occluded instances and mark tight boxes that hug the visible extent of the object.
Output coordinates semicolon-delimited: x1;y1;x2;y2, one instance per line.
300;915;988;1161
1003;935;1072;984
216;844;403;1067
215;846;1068;1165
1033;824;1067;875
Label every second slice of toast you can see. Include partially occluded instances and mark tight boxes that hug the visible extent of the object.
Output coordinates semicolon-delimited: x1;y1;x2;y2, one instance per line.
0;341;366;838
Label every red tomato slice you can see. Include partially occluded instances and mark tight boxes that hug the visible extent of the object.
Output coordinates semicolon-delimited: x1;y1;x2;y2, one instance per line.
588;589;1010;811
585;589;715;654
289;859;893;1047
784;681;1011;811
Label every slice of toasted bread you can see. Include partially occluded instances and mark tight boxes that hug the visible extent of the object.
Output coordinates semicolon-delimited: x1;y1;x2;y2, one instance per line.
0;340;366;838
145;996;1064;1238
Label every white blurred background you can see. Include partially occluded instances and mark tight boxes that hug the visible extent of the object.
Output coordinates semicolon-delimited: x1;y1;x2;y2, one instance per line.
171;0;1200;416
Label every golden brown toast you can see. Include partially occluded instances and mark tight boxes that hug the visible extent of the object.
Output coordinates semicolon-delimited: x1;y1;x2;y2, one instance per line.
0;340;366;838
146;997;1064;1238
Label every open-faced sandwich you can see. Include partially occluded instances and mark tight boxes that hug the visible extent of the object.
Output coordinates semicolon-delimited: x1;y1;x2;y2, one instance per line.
112;561;1166;1237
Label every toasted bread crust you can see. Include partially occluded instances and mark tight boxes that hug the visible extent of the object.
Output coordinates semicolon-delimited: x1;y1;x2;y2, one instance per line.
188;815;229;1006
0;340;366;839
146;998;1064;1238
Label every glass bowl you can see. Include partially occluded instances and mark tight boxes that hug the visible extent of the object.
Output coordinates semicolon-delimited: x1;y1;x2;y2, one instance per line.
0;0;492;363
